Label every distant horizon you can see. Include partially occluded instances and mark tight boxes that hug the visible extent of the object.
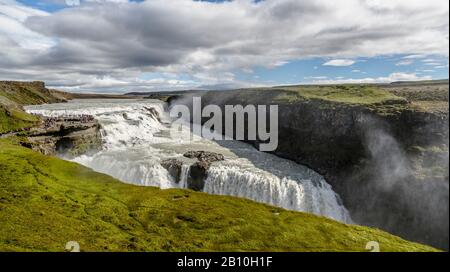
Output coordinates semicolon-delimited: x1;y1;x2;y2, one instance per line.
3;78;449;95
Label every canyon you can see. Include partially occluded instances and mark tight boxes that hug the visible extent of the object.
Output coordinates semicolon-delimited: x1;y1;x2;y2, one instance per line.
1;80;447;251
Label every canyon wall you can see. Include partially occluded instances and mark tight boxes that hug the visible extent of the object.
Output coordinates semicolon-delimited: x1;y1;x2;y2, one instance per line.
193;83;449;249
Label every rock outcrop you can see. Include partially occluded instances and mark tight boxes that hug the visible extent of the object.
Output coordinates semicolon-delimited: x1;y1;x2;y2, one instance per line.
161;158;184;183
161;151;225;191
23;115;102;157
184;151;225;191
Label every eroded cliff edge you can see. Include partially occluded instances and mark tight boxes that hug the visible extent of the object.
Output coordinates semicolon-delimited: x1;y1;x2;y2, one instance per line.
0;81;102;157
193;81;449;250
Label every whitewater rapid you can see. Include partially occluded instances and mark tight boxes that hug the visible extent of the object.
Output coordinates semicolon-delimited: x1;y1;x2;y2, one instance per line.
26;99;352;223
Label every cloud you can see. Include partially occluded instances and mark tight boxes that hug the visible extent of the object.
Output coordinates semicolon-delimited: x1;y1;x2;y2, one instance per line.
424;62;441;66
402;54;427;59
309;72;433;84
396;60;413;66
304;76;328;80
422;58;438;63
0;0;448;92
323;59;356;66
0;0;54;50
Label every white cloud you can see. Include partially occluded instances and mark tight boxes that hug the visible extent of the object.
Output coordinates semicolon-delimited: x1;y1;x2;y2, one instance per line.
396;60;413;66
402;54;427;59
422;58;438;63
0;0;54;50
310;72;433;84
417;69;435;73
304;76;328;80
323;59;355;67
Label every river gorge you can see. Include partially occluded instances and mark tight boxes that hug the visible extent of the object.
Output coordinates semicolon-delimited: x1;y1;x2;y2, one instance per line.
25;99;352;224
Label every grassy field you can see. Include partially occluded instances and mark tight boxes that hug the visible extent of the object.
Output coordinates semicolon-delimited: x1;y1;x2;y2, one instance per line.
205;84;409;109
275;85;407;105
0;138;438;252
381;81;449;113
0;105;40;134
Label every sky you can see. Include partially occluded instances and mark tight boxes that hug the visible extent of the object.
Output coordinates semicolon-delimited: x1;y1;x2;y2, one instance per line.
0;0;448;93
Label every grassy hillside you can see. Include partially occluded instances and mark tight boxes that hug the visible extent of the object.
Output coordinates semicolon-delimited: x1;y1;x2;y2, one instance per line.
0;138;437;252
381;81;449;114
0;81;67;134
277;84;407;105
205;85;408;109
0;105;39;134
0;81;63;105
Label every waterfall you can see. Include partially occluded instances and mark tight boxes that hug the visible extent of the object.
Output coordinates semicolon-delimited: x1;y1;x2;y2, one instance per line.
204;165;351;223
179;164;191;189
25;99;352;224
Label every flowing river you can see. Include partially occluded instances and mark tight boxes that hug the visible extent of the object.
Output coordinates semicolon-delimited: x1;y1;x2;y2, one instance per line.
26;99;352;223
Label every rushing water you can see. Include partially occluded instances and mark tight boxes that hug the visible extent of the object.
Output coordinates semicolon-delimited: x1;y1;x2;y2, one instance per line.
26;99;352;223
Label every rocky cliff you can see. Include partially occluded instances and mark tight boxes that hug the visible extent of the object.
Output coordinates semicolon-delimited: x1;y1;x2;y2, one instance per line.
193;82;449;249
1;81;102;156
21;116;102;157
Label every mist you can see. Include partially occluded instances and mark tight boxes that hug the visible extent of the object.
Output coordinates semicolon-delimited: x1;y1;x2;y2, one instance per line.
344;115;449;250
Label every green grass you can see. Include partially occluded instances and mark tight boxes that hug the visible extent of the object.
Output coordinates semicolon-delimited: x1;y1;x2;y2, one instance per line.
276;85;407;105
0;105;39;134
0;81;61;105
0;138;437;252
0;81;62;134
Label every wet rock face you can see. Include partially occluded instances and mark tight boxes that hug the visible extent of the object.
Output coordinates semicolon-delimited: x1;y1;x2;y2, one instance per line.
161;159;183;183
24;116;102;157
160;151;225;191
187;161;209;191
143;106;162;122
184;151;225;191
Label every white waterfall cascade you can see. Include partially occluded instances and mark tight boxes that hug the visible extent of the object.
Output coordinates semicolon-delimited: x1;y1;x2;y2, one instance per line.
26;99;352;224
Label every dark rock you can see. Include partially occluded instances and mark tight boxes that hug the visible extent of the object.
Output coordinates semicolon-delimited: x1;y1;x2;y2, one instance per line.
187;161;209;191
182;151;225;191
161;159;183;183
183;151;224;163
25;116;102;157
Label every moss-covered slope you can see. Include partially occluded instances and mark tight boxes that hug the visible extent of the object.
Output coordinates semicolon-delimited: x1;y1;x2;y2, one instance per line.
0;139;437;252
0;81;68;134
0;105;39;134
0;81;64;105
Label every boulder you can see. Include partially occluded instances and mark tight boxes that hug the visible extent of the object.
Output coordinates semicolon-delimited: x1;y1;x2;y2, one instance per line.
177;151;225;191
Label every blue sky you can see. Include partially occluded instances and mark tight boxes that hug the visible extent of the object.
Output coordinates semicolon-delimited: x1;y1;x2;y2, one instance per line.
2;0;449;92
237;55;449;85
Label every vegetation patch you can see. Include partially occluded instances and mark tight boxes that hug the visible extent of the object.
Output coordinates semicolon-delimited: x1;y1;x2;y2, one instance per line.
0;81;67;134
275;85;407;105
0;105;39;134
